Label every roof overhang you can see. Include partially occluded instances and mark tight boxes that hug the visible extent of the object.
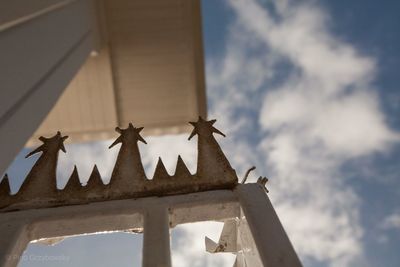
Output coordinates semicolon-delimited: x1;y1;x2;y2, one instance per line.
28;0;207;146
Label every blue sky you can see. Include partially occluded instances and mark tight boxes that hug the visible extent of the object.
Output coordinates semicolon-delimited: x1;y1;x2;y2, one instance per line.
6;0;400;266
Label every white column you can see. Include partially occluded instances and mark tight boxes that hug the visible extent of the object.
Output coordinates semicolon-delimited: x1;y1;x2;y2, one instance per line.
0;0;94;176
142;205;171;267
0;218;30;267
236;184;302;267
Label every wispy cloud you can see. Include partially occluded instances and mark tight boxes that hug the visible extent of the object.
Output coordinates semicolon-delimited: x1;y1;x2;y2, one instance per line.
57;140;119;187
382;212;400;230
171;222;236;267
207;0;399;266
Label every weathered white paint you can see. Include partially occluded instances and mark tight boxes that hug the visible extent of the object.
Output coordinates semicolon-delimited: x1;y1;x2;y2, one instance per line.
28;47;118;147
143;205;171;267
104;0;207;128
0;0;77;32
205;219;237;253
237;184;303;267
0;0;96;175
238;211;263;267
27;0;208;146
0;184;302;267
0;0;207;176
0;188;238;267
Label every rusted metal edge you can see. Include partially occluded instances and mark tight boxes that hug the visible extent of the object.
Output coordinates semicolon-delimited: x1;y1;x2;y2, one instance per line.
0;117;240;212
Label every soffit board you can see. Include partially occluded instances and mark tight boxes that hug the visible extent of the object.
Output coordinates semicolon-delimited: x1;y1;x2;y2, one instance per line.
28;0;206;146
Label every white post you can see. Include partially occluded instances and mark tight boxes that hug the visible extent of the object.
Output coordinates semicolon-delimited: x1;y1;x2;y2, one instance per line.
142;205;171;267
0;218;30;267
236;184;302;267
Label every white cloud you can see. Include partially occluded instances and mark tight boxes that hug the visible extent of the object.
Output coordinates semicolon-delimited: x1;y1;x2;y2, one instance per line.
141;134;197;176
171;222;236;267
382;212;400;230
206;0;399;266
57;140;119;187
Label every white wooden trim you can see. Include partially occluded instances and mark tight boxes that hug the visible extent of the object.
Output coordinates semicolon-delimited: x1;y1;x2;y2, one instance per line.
0;188;239;267
237;184;303;267
0;0;96;176
143;205;171;267
0;184;302;267
0;0;78;32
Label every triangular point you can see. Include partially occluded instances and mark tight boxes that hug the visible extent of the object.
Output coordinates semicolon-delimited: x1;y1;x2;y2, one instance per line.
63;166;82;190
0;174;11;195
174;155;192;178
86;165;104;187
153;158;169;180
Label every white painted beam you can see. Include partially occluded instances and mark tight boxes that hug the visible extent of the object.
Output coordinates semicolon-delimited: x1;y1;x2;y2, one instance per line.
0;218;29;267
237;184;303;267
143;205;171;267
0;0;77;32
0;189;238;267
0;0;95;175
0;185;302;267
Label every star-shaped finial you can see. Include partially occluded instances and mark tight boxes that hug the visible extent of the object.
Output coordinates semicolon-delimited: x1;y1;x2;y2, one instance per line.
188;117;226;140
109;123;147;148
26;131;68;158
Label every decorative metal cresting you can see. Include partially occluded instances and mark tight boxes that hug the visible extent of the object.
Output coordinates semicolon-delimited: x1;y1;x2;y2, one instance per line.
0;117;241;211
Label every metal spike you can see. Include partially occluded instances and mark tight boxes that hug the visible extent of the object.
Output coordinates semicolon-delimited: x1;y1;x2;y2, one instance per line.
25;145;44;158
85;165;104;187
0;174;11;195
38;135;51;143
109;135;122;149
63;166;82;189
211;126;226;137
60;143;67;153
138;134;147;144
174;155;191;177
1;118;243;211
188;129;197;140
153;157;169;180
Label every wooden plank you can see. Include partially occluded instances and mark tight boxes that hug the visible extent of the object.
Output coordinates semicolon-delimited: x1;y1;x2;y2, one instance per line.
105;0;206;130
237;213;263;266
0;0;92;120
30;48;118;145
189;0;207;118
0;0;98;175
106;0;183;10
236;184;303;267
143;206;172;267
0;0;74;31
0;218;30;267
0;189;238;267
107;19;184;34
107;6;184;20
19;0;207;145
